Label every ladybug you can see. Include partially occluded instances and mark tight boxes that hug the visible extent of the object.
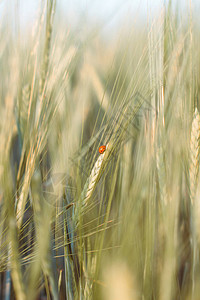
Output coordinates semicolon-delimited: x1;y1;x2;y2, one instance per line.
99;145;106;154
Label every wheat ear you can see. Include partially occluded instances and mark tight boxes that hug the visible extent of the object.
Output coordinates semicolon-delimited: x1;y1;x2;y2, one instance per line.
189;108;200;298
189;108;200;205
73;144;109;226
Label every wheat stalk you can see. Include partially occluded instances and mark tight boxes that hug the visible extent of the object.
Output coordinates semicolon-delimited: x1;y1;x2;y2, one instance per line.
156;143;167;205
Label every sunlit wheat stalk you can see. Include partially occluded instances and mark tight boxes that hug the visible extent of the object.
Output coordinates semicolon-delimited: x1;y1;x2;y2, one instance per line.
156;143;167;205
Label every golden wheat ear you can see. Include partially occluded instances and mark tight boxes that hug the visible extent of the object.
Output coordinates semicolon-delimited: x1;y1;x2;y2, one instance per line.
190;108;200;205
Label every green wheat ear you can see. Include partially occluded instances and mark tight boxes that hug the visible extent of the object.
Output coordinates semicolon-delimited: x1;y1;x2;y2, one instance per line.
189;108;200;205
74;143;110;227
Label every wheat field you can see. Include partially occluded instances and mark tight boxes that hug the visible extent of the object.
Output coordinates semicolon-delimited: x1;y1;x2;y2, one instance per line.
0;1;200;299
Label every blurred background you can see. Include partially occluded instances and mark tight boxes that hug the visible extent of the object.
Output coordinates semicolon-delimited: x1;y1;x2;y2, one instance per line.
2;0;200;34
1;0;200;299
